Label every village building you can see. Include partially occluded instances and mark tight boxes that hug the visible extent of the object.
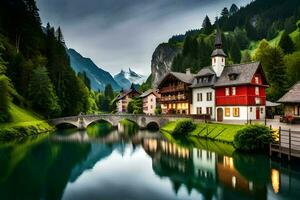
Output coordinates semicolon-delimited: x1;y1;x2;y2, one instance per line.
115;85;139;113
214;61;268;121
140;89;161;115
278;82;300;123
156;69;195;114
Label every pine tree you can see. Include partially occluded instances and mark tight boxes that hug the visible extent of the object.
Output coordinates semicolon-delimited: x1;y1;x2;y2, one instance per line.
279;32;295;54
56;27;65;44
28;67;61;117
230;39;241;63
104;84;114;100
202;15;212;34
221;7;229;18
230;4;239;16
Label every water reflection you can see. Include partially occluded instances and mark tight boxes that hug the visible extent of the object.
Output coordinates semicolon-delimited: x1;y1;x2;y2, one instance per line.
0;122;299;200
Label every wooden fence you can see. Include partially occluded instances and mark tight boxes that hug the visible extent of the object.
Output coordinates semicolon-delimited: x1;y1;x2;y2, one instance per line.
270;127;300;161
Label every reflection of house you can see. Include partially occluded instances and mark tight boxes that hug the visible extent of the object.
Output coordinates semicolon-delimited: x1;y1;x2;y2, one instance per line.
115;84;139;113
140;89;161;115
192;149;216;180
217;156;253;193
278;82;300;123
156;69;194;114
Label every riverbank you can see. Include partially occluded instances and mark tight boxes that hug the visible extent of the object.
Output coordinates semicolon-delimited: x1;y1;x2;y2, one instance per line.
160;120;245;143
0;104;54;140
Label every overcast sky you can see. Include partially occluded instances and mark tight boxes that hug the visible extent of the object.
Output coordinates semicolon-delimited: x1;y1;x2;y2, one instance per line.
37;0;251;76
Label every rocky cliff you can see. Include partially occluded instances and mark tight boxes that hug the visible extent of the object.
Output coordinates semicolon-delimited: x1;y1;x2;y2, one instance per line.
151;43;180;87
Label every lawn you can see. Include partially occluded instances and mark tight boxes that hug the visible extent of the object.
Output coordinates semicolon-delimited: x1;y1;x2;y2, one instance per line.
0;104;53;140
160;120;245;143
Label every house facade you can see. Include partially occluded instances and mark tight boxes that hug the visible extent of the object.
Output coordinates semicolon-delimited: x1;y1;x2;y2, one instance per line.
157;69;194;114
140;89;161;115
214;62;268;121
116;85;139;113
190;67;217;119
278;82;300;122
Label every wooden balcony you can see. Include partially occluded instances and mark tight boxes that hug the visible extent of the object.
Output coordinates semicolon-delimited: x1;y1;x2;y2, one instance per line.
159;85;186;93
216;95;266;106
158;95;187;103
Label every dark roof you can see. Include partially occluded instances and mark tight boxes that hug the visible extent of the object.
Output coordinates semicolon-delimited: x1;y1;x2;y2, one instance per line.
214;62;261;87
190;67;216;88
215;29;222;48
211;49;227;57
156;71;195;88
278;82;300;103
116;88;139;100
140;89;159;98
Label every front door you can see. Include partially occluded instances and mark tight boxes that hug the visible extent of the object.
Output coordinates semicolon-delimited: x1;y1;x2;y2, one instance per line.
217;108;223;122
256;107;260;120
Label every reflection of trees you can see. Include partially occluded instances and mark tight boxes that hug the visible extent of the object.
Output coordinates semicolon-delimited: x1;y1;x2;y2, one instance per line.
0;137;91;200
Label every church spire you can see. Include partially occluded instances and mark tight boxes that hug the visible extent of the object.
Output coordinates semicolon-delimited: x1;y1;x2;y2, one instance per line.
215;29;222;49
211;29;226;77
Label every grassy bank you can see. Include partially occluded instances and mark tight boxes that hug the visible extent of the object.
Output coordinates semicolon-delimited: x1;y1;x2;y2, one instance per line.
160;120;245;143
0;104;54;140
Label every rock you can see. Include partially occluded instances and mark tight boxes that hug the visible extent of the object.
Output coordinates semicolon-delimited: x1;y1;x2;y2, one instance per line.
151;43;180;87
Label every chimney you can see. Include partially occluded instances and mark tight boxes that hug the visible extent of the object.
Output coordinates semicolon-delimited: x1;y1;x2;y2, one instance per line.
186;68;191;75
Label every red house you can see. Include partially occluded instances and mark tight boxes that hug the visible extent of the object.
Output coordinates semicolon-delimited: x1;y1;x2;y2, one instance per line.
214;62;269;121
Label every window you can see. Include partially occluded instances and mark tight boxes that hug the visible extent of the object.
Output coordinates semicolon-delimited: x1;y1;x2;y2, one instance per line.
222;58;224;63
150;98;153;102
225;88;230;96
255;76;259;84
207;92;212;101
232;87;236;95
151;105;153;109
203;77;208;83
250;107;253;112
261;107;264;114
197;93;202;102
225;108;230;116
206;107;212;115
197;107;202;114
214;58;216;63
233;108;240;117
255;87;259;95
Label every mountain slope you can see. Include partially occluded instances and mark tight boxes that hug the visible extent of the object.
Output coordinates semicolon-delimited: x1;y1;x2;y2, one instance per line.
67;49;121;91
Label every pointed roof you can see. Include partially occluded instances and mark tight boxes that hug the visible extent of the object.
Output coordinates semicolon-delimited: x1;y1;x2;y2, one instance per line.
211;29;226;57
156;71;195;88
278;82;300;103
140;89;160;98
215;29;222;48
214;62;263;87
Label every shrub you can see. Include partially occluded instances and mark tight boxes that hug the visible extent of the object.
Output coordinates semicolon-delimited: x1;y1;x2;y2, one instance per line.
155;104;162;115
233;124;273;152
172;120;196;136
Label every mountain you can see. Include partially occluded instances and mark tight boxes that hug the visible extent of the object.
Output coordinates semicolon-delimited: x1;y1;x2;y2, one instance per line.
151;0;300;91
114;68;147;90
67;49;121;91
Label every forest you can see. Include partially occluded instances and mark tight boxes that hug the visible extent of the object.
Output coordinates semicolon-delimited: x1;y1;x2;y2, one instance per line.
0;0;119;124
170;0;300;102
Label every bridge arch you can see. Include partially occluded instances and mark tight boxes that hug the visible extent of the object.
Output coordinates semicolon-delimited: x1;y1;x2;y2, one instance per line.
54;122;79;129
146;121;160;130
85;118;115;128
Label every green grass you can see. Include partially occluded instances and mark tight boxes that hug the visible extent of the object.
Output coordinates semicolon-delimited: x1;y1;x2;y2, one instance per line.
0;104;53;140
161;121;245;143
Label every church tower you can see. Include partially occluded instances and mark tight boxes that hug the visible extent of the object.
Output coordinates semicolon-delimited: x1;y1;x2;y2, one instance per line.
211;30;226;77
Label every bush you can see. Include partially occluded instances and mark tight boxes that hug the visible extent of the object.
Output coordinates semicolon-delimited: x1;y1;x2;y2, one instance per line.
172;120;196;136
233;124;273;152
155;104;162;115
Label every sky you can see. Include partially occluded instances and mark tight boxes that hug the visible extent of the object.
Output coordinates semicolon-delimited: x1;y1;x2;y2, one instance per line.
37;0;251;76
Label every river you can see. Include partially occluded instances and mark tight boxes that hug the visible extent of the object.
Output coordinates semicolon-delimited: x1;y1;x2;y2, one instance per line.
0;121;299;200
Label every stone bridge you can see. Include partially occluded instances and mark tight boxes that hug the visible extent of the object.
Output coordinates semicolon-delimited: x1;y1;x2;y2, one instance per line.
48;114;193;129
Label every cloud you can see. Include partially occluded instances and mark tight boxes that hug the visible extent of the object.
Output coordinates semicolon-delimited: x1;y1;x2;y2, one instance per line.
37;0;251;75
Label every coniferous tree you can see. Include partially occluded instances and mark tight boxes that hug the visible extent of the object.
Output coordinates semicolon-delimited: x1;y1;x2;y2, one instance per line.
104;84;114;100
221;7;229;18
28;66;61;117
279;32;295;54
230;39;241;63
229;4;239;16
202;15;212;34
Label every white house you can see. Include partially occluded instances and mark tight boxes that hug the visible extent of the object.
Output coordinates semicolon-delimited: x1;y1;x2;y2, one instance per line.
140;89;160;115
190;67;217;120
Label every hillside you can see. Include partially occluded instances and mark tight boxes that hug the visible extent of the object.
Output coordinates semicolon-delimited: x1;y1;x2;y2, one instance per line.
67;49;121;91
151;0;300;101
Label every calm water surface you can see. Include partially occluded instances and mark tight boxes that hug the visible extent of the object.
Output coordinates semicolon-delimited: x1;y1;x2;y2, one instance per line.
0;122;299;200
